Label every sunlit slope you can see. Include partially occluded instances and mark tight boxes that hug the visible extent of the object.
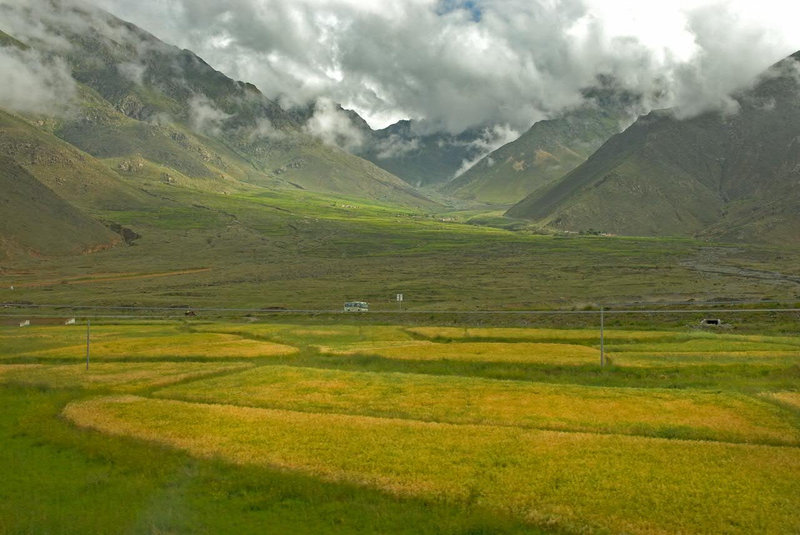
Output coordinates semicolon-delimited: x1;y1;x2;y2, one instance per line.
507;51;800;244
0;110;149;210
0;108;173;258
0;1;434;214
25;1;435;207
0;156;119;258
445;104;631;204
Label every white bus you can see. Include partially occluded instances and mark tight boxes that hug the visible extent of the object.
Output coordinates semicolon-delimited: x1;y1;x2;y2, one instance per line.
344;301;369;312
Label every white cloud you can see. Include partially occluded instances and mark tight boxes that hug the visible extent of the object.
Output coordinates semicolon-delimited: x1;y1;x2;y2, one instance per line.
454;124;519;177
0;46;77;115
117;61;146;84
304;97;364;151
188;94;231;136
8;0;800;132
374;135;420;159
246;116;285;141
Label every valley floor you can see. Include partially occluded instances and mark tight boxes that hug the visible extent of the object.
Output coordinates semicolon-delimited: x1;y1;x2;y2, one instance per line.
3;183;800;312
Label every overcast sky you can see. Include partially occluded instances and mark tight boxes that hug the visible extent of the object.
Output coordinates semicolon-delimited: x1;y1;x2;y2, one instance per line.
68;0;800;131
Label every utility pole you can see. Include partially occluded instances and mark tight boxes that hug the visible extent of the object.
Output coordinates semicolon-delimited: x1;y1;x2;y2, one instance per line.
86;319;90;370
600;307;605;367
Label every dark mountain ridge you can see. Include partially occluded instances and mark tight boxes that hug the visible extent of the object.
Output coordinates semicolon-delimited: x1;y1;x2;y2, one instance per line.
354;120;499;188
507;51;800;245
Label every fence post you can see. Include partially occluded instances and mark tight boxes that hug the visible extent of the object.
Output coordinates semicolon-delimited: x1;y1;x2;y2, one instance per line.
600;307;605;367
86;319;90;370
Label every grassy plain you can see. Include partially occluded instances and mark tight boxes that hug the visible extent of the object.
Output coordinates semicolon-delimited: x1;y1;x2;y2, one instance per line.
2;175;800;312
1;319;799;533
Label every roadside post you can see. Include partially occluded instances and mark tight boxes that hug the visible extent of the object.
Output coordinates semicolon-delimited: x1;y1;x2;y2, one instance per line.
397;293;403;311
600;307;605;367
86;319;90;370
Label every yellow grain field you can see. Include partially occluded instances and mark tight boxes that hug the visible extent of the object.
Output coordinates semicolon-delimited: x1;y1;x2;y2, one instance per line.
609;351;800;367
405;326;669;342
319;341;599;364
0;362;254;391
607;339;800;353
64;396;800;535
1;324;241;359
194;324;413;347
16;333;298;360
154;365;800;444
189;324;289;337
766;392;800;411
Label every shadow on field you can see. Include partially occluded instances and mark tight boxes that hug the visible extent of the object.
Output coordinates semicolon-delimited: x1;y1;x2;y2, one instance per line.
1;384;565;535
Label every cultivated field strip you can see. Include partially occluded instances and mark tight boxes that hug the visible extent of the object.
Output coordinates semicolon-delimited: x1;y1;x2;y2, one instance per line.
0;362;254;391
767;392;800;411
318;341;601;364
606;339;800;353
195;323;800;367
608;351;800;367
193;324;417;347
406;326;676;342
9;333;298;360
407;326;800;347
152;365;800;445
64;395;800;535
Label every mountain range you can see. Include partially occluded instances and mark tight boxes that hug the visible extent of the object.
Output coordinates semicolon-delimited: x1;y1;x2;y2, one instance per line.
1;1;431;202
354;120;507;188
0;0;798;260
442;81;641;204
287;99;516;189
507;51;800;245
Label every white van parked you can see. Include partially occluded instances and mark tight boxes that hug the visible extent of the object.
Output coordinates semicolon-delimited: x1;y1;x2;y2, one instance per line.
344;301;369;312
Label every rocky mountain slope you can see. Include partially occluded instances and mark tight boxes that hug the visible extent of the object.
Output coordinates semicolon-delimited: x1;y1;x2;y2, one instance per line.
507;51;800;245
1;0;433;207
289;99;508;189
0;0;440;257
442;84;640;204
354;120;504;188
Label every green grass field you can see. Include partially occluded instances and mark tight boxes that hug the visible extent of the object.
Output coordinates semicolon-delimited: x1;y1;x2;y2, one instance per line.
3;172;800;312
1;320;798;534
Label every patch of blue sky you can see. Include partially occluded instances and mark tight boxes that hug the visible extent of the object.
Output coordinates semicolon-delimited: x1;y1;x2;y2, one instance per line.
436;0;483;22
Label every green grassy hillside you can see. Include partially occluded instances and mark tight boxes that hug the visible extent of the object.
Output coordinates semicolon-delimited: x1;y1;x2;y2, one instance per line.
0;155;119;258
2;1;434;209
